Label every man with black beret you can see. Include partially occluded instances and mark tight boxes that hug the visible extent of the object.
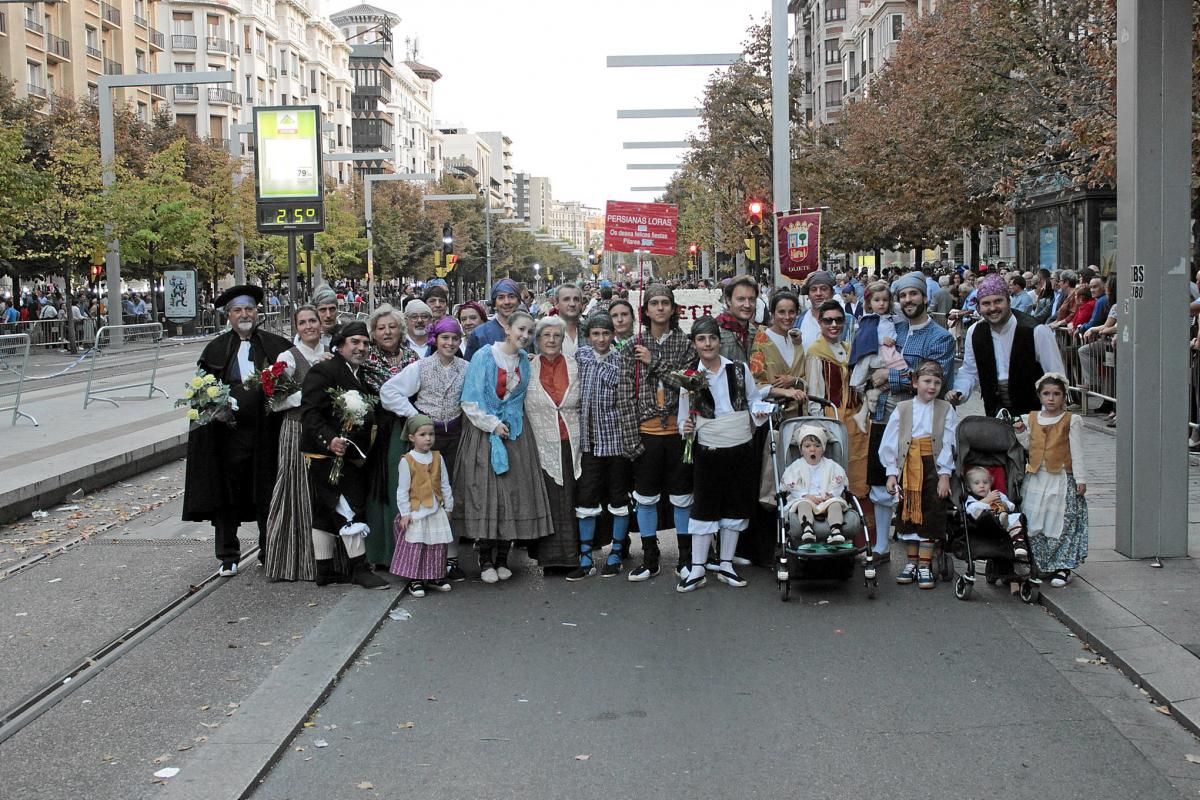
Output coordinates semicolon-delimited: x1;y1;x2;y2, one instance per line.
182;285;292;576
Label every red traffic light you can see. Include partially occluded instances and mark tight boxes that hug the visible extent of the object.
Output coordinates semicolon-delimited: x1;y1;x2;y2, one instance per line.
748;201;763;217
688;243;698;254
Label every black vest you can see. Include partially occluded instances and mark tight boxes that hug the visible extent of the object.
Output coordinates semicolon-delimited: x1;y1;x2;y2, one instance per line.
972;310;1043;417
692;362;749;420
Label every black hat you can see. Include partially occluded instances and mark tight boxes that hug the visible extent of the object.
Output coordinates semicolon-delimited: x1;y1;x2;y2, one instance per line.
331;321;369;348
214;284;264;309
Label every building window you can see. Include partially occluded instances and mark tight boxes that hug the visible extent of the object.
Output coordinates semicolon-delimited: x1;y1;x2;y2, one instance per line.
243;25;251;52
137;102;148;122
824;39;840;64
27;61;43;89
825;80;842;107
826;0;846;22
172;11;193;35
135;50;145;72
891;14;904;41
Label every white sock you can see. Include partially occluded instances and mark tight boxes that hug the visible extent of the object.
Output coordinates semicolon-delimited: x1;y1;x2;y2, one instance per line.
873;504;893;554
690;533;713;573
718;526;740;564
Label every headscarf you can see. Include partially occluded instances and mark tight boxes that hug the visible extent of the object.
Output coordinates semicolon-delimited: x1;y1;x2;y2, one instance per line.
794;423;828;449
895;273;927;297
491;278;520;300
429;316;462;339
976;273;1008;301
331;321;369;348
403;414;434;439
310;283;337;306
457;300;489;323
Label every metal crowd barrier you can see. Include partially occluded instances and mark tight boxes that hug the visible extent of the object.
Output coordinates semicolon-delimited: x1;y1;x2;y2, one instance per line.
82;323;168;409
0;334;37;426
3;317;99;351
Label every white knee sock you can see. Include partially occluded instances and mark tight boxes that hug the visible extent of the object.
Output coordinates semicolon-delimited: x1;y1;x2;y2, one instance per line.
874;505;893;554
718;526;740;568
312;529;336;560
690;533;713;577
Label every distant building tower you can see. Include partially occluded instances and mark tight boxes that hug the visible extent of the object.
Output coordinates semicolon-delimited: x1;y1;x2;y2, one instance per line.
329;3;400;176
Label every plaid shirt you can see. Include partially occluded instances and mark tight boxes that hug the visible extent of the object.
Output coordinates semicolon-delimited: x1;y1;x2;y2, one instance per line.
875;319;956;420
576;346;623;457
615;328;696;459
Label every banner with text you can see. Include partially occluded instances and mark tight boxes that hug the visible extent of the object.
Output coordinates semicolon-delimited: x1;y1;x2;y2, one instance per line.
627;288;723;333
777;211;822;280
604;200;678;256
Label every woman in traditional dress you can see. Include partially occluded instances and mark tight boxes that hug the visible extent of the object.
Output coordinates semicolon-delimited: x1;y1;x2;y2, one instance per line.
452;310;554;582
380;316;469;580
803;300;868;501
749;290;809;418
361;304;420;569
264;305;330;581
524;316;585;575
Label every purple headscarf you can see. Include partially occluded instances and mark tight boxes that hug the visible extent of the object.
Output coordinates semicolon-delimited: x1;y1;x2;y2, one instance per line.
975;273;1008;301
429;316;462;339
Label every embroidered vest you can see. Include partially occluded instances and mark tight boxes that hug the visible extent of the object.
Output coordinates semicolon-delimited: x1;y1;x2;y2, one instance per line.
404;452;443;510
972;311;1043;417
1026;412;1072;474
415;357;466;421
691;363;749;420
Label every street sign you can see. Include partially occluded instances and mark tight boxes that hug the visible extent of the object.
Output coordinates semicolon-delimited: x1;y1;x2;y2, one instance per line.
163;269;197;322
603;200;678;256
253;106;324;235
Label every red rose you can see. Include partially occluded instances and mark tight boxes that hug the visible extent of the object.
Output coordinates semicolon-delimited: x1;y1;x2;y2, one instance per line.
271;362;286;377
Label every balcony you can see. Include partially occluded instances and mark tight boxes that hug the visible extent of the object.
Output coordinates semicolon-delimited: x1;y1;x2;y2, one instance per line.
137;66;147;74
24;17;44;35
134;14;147;27
354;84;391;104
0;13;6;34
103;57;122;75
45;33;70;61
173;85;198;101
86;44;102;59
26;83;47;99
150;85;166;99
149;28;164;50
100;2;121;27
206;36;232;54
172;34;197;50
207;87;241;105
268;65;277;78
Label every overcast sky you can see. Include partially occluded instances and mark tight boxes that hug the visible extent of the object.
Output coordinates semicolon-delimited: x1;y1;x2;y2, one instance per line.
361;0;769;210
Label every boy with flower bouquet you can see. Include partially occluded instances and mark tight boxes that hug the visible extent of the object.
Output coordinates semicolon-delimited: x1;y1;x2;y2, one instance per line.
673;316;773;593
242;361;301;413
299;321;388;589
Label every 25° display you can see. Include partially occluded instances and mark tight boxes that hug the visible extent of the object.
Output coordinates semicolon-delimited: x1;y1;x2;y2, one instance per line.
256;201;325;232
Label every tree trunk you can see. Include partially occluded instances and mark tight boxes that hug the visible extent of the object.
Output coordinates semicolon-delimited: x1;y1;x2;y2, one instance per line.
969;225;982;268
873;247;883;278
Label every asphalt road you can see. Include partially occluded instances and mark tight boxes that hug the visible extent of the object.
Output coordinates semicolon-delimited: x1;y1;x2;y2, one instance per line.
251;546;1199;800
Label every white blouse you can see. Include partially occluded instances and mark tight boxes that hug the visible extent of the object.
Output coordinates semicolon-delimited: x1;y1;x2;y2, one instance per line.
461;347;521;433
878;397;958;477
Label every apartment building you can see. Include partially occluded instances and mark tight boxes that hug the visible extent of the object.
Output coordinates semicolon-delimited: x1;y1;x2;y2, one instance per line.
477;131;514;216
0;0;166;117
330;3;399;176
512;171;530;222
439;126;502;207
528;175;551;232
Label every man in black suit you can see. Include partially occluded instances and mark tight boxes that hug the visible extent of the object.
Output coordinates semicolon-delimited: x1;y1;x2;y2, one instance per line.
301;321;388;589
182;285;292;576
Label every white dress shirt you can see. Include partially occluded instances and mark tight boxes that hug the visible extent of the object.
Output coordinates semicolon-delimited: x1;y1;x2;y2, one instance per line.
953;314;1065;399
878;397;958;477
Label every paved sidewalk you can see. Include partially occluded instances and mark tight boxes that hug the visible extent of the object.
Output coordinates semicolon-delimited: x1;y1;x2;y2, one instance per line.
1027;413;1200;736
0;347;202;523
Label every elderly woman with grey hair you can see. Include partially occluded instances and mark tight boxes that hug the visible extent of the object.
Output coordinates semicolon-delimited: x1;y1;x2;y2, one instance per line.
362;303;421;570
524;314;584;574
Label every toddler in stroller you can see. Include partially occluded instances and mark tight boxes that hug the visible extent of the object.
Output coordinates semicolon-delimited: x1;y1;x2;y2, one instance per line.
781;424;849;545
964;466;1028;558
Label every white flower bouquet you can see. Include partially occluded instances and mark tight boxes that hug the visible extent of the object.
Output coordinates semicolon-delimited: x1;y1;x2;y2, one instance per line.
327;387;378;484
175;369;238;426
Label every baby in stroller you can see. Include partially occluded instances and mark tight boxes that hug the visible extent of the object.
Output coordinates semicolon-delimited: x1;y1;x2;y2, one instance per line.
964;466;1028;558
781;424;849;545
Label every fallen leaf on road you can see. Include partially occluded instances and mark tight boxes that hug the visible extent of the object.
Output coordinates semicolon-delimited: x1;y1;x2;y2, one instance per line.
199;705;210;711
176;744;192;752
575;754;591;761
1185;754;1200;764
307;602;318;607
356;781;375;790
1155;705;1172;716
47;578;62;584
303;722;316;728
427;696;438;702
152;754;171;765
257;642;273;646
398;722;414;730
199;723;220;729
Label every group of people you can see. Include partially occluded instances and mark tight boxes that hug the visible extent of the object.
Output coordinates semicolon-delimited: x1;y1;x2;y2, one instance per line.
180;265;1090;598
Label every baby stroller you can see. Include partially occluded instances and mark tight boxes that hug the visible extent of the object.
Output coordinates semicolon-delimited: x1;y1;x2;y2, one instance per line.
945;412;1041;603
764;399;878;602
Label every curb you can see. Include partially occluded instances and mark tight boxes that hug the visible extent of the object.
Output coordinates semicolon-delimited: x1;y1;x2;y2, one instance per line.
1039;588;1200;738
0;433;189;526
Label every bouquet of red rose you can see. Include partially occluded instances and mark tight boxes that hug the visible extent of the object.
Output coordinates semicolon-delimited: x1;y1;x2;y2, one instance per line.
671;368;709;464
243;361;301;413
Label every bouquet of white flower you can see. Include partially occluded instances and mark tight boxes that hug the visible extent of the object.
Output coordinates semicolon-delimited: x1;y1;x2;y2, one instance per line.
175;369;238;426
327;387;378;484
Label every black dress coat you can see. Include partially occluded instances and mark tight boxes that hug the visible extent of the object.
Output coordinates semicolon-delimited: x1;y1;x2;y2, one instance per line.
181;328;292;523
300;355;378;532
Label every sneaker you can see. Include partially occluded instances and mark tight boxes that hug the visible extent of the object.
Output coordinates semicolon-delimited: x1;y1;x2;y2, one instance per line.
600;559;623;578
704;558;720;573
496;564;513;581
827;532;846;545
446;561;467;582
627;562;660;582
426;579;452;593
218;560;238;577
917;565;935;589
565;565;597;582
407;580;426;598
896;563;918;584
1050;570;1072;588
480;566;499;584
716;568;748;588
801;530;816;543
731;555;752;567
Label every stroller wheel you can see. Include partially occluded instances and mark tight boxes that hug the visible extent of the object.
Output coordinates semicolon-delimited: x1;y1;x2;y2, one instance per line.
1019;579;1039;604
779;580;791;602
937;549;954;581
866;578;877;600
984;559;999;585
954;576;973;601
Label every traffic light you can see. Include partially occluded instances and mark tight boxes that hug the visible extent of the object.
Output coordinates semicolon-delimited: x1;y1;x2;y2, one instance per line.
747;200;764;235
743;237;757;263
687;243;698;271
89;264;103;282
442;222;454;257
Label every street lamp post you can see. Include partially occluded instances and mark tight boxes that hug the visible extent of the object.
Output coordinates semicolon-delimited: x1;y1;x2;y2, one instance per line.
532;263;540;294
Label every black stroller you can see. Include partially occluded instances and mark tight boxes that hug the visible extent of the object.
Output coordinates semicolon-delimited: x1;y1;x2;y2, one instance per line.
945;412;1041;603
764;399;878;602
